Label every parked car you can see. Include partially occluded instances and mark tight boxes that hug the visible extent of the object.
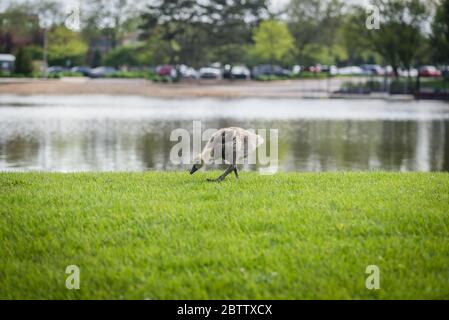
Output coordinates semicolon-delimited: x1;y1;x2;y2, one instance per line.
156;64;177;78
221;64;250;80
222;64;232;79
419;66;442;77
304;65;321;73
47;66;67;74
71;66;91;76
398;68;418;77
292;65;302;75
383;66;395;76
337;66;364;75
251;64;291;78
0;53;15;73
199;67;222;79
178;64;198;79
361;64;384;76
441;66;449;79
230;65;250;79
321;65;338;75
88;66;117;78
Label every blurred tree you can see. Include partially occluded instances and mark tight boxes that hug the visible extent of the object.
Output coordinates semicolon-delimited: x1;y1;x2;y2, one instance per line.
139;0;202;65
0;3;42;53
203;0;269;64
251;20;295;64
431;0;449;64
35;0;64;28
26;45;44;60
47;26;87;66
341;6;373;65
138;33;173;66
287;0;345;65
103;45;141;67
91;49;102;67
364;0;429;76
84;0;138;49
81;0;141;66
139;0;269;66
15;47;33;75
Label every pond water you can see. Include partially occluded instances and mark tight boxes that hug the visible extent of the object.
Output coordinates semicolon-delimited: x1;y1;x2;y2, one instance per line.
0;95;448;172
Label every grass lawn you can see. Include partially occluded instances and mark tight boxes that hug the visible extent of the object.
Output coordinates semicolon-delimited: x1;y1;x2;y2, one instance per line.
1;172;448;299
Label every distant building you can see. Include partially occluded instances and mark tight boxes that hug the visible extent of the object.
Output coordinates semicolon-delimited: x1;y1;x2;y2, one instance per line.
86;37;113;67
0;13;42;53
0;54;15;72
122;31;142;46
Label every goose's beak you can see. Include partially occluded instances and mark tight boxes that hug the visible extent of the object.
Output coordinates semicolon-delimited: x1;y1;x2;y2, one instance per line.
190;166;198;175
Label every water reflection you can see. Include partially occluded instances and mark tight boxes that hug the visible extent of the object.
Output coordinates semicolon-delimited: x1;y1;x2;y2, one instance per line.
0;95;448;172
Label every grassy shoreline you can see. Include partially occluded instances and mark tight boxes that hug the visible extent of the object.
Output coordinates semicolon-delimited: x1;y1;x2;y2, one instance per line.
1;172;448;299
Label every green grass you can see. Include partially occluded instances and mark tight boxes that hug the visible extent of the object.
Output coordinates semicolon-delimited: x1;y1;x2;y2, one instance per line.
420;78;449;91
1;172;448;300
107;71;158;80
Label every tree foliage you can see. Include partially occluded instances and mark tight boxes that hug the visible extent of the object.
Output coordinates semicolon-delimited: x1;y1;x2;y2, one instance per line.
47;26;88;66
287;0;345;65
15;47;33;75
0;4;42;53
340;0;432;74
82;0;139;49
139;0;269;66
431;0;449;64
0;0;447;70
251;20;295;64
103;45;141;67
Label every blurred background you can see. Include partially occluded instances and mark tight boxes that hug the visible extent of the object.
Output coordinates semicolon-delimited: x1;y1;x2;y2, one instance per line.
0;0;448;172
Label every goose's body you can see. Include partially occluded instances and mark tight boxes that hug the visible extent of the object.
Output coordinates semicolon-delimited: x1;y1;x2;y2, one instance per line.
190;127;264;182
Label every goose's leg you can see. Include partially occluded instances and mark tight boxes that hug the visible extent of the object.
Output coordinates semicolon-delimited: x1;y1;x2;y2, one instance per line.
232;141;238;179
207;165;234;182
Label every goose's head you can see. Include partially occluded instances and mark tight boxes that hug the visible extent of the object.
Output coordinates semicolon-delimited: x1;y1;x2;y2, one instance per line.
189;156;204;175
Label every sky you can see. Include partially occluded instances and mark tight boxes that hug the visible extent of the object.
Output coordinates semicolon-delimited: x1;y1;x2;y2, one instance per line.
1;0;371;13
